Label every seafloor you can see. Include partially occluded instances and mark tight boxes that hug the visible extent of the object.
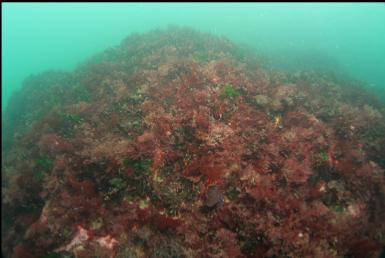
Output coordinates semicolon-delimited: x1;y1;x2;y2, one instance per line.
2;27;385;258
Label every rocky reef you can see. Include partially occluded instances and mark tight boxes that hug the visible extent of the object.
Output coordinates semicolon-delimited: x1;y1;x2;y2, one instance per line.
2;26;385;258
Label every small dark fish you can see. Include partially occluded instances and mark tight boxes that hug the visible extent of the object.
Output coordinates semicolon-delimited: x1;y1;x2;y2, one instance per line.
205;185;224;209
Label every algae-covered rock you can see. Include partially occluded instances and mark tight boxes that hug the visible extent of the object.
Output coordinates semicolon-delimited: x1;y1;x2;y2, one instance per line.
2;27;385;258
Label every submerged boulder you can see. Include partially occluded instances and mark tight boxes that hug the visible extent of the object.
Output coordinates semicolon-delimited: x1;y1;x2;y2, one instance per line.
2;26;385;258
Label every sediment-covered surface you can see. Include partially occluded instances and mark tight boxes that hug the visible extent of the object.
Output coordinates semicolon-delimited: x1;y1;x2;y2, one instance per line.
2;27;385;258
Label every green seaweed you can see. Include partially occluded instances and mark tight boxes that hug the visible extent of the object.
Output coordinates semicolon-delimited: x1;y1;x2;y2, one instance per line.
35;156;53;171
123;158;151;172
319;150;329;163
221;84;241;99
226;185;240;200
109;177;126;189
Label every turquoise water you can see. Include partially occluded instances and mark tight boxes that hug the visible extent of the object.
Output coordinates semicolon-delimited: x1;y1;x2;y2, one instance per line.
3;4;385;257
2;3;385;111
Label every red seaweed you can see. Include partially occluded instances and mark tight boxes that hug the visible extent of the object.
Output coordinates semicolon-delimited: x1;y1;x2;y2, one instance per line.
2;27;385;258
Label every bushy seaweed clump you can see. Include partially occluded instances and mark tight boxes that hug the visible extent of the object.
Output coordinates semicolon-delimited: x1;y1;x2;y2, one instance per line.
2;26;385;258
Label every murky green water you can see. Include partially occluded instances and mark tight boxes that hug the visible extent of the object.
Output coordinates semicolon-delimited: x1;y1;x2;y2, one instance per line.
3;3;385;111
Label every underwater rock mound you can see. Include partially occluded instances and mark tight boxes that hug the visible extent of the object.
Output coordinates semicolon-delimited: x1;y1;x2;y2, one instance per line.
2;26;385;258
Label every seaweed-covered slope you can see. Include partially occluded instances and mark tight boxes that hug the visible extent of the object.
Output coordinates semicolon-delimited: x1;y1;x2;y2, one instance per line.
2;26;385;258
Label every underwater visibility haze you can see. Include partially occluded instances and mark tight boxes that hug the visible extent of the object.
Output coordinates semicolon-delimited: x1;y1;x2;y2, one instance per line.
2;3;385;258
